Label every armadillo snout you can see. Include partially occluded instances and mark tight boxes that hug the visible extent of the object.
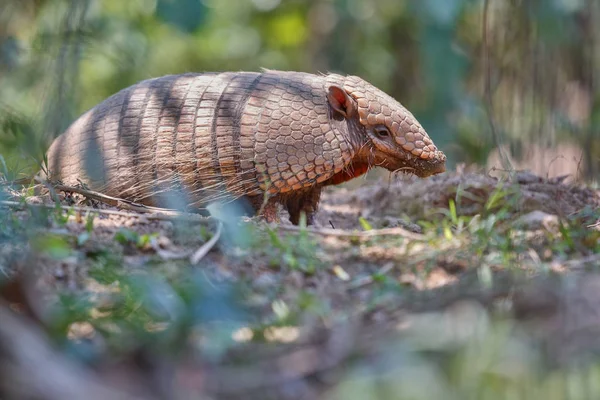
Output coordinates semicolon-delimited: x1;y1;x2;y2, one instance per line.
433;150;446;165
417;150;446;177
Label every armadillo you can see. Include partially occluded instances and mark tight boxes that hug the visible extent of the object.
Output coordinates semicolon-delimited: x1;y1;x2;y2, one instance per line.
44;70;446;225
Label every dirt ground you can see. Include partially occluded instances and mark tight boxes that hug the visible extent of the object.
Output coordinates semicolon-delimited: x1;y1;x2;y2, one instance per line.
1;168;600;399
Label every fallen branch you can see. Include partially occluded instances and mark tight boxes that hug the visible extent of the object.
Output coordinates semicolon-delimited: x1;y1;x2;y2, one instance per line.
190;221;223;265
2;197;426;240
43;181;425;240
50;182;196;216
8;179;425;240
0;200;208;222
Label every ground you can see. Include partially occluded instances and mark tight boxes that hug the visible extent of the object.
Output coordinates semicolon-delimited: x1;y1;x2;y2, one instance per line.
0;168;599;399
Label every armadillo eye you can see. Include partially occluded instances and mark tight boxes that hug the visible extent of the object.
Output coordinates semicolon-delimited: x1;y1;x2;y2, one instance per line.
374;126;390;138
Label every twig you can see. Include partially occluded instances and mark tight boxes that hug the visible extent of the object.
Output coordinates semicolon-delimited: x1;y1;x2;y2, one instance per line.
190;221;223;265
588;221;600;229
3;197;426;241
0;200;208;222
30;176;180;214
150;238;194;261
33;177;213;218
274;224;425;241
51;182;189;215
7;180;426;240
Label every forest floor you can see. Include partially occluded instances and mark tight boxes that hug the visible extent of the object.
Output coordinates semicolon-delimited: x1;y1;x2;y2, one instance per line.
1;167;600;399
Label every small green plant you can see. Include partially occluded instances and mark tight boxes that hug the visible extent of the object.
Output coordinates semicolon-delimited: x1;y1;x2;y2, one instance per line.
49;266;248;359
359;216;373;231
261;213;322;274
85;212;95;232
114;228;158;250
30;234;72;259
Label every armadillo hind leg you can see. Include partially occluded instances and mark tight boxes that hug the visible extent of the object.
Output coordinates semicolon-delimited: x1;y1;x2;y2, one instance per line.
285;187;322;226
248;195;280;224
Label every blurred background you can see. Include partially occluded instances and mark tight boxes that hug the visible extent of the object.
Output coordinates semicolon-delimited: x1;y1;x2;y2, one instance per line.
0;0;598;181
3;2;600;399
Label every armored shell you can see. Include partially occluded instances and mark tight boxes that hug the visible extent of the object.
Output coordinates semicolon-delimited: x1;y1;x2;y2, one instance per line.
45;70;446;223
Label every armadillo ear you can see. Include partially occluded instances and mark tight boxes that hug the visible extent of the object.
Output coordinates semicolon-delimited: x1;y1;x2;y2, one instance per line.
327;86;355;118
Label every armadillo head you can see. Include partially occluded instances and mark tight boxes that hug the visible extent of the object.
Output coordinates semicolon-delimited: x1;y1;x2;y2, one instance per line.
326;75;446;178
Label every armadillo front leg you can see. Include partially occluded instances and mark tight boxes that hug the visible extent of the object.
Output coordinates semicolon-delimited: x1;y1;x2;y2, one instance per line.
285;186;321;226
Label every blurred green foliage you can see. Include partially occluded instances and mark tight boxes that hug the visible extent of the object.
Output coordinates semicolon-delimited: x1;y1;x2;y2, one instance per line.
0;0;599;177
